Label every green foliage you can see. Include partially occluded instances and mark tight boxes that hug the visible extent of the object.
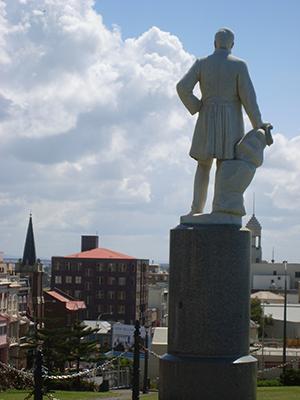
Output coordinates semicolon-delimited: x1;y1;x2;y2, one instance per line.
251;298;263;325
46;378;97;392
257;379;282;387
250;298;273;337
22;319;99;374
280;368;300;386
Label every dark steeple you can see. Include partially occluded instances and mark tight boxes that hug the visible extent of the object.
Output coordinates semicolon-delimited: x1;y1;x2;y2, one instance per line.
22;213;36;266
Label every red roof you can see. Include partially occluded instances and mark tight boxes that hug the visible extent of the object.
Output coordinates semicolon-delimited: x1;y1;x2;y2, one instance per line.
65;247;135;260
47;291;86;311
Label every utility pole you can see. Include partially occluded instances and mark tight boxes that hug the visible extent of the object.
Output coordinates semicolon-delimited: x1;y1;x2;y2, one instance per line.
143;327;149;394
282;260;288;384
261;301;265;377
132;320;140;400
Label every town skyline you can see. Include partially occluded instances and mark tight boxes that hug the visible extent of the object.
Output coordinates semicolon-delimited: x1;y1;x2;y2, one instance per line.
0;1;300;263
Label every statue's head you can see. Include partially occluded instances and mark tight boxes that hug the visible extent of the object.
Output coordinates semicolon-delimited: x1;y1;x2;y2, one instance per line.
214;28;234;50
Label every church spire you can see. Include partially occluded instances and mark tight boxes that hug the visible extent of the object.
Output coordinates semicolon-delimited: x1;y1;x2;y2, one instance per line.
22;213;36;266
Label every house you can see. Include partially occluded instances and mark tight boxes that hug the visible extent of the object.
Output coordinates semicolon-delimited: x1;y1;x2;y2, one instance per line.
44;289;86;327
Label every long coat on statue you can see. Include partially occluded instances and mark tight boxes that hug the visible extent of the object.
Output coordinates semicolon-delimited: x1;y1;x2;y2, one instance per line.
177;48;263;161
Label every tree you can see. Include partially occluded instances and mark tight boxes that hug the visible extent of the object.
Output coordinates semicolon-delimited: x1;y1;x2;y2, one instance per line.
250;298;273;338
65;320;98;374
23;319;99;375
250;298;262;325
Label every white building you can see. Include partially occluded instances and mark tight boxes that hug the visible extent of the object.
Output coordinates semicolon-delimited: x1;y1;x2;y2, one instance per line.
246;214;300;296
263;303;300;341
148;283;168;327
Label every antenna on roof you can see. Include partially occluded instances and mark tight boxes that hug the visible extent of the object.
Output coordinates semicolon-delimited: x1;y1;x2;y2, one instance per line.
252;193;256;216
271;247;275;263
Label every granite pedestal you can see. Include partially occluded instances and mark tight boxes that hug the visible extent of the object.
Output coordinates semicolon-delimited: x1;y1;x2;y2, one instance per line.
159;224;257;400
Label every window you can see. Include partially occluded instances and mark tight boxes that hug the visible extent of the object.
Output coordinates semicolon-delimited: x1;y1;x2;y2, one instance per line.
0;325;7;335
74;290;81;299
98;304;105;313
108;263;116;272
86;296;92;305
85;268;92;277
117;291;126;300
108;291;115;300
65;261;71;271
295;272;300;278
98;290;105;299
118;263;127;273
76;263;82;272
108;276;116;285
66;276;72;284
85;282;92;290
108;305;114;314
118;277;126;286
97;263;105;272
117;305;125;314
55;276;62;284
255;236;260;248
98;276;105;285
53;262;60;271
75;276;82;284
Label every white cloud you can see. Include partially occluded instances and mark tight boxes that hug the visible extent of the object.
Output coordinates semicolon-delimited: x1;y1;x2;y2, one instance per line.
0;0;298;263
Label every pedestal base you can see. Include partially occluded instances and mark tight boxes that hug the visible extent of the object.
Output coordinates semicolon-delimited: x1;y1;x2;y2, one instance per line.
159;353;257;400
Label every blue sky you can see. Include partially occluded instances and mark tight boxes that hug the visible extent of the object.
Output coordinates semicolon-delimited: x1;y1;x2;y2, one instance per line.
95;0;300;136
1;0;300;263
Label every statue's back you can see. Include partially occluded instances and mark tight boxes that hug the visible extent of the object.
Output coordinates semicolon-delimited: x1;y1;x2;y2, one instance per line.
199;49;244;103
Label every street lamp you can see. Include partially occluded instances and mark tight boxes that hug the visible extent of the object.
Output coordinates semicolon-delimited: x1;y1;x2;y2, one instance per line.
282;260;288;384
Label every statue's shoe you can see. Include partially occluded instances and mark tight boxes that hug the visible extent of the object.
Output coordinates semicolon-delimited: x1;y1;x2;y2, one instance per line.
180;211;241;226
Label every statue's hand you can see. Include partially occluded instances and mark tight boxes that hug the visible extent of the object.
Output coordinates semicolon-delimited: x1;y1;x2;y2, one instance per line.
260;123;273;146
260;122;273;131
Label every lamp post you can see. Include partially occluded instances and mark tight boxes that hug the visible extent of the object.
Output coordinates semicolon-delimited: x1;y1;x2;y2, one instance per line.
261;301;265;376
282;260;288;384
143;327;149;394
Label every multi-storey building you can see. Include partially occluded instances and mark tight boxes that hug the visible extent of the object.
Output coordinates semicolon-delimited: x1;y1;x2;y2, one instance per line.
148;263;169;285
51;235;149;324
247;213;300;295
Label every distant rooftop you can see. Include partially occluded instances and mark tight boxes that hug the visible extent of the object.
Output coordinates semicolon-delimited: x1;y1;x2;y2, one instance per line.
246;214;262;231
65;247;135;260
251;291;284;302
263;303;300;323
46;290;86;311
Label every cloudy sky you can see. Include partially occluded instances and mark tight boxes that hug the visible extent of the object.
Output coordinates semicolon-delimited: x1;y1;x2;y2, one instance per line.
0;0;300;263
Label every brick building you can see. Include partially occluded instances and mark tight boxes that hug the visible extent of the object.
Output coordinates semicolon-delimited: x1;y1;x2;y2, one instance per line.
44;289;86;327
51;236;148;324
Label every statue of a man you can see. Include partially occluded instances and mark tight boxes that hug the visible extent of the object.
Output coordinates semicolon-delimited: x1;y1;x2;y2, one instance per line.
177;28;270;218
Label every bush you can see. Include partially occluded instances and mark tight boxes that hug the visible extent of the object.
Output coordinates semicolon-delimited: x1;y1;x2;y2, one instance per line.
257;379;282;387
45;378;97;391
280;368;300;385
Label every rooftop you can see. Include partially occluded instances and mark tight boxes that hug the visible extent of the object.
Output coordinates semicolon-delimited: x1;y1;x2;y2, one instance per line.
246;214;262;232
263;303;300;323
65;247;135;260
46;290;86;311
251;291;284;302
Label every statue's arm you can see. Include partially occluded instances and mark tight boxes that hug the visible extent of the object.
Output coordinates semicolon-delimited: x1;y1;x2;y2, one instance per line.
176;60;202;115
237;63;263;128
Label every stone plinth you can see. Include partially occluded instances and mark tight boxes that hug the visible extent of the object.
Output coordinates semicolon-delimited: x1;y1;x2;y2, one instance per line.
159;224;257;400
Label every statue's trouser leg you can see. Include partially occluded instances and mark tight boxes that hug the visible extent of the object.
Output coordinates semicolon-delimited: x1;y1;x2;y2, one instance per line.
191;159;213;214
